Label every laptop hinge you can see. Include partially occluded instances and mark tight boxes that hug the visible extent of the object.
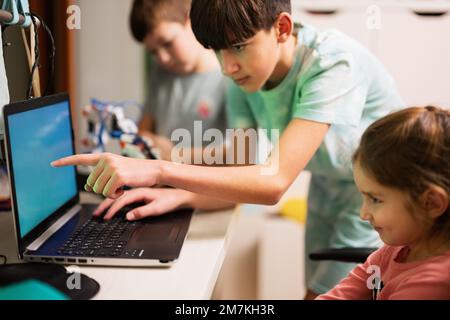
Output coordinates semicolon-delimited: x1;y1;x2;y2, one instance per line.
27;204;82;251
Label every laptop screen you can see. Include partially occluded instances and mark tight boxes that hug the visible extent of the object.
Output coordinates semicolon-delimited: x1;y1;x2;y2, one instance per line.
7;99;77;238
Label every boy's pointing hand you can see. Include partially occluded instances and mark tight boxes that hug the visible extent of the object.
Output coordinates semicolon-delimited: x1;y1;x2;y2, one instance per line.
51;153;162;199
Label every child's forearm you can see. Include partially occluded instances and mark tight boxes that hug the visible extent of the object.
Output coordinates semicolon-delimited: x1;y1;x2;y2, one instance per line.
173;145;248;167
56;119;327;203
158;161;289;205
173;130;256;166
160;120;329;204
184;191;236;211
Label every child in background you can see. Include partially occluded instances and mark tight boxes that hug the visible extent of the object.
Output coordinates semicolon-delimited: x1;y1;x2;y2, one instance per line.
318;106;450;300
130;0;228;158
52;0;404;298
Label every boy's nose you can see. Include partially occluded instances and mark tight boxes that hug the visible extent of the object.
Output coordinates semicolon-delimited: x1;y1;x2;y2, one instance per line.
156;50;171;66
221;51;240;76
359;203;371;221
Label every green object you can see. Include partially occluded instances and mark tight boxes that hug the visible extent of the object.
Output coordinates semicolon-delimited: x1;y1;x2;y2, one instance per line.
0;280;69;300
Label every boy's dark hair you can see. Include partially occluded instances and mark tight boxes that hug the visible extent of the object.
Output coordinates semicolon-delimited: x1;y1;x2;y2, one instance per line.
353;106;450;244
130;0;192;42
190;0;292;50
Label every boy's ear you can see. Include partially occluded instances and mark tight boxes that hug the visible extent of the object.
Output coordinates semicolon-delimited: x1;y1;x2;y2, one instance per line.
274;12;293;44
184;16;191;27
421;186;449;219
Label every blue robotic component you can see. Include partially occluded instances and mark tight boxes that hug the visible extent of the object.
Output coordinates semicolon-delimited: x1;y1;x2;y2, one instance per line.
82;99;157;160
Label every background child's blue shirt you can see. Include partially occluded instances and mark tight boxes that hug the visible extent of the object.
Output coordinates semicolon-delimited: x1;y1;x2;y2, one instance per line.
227;24;404;180
146;62;228;147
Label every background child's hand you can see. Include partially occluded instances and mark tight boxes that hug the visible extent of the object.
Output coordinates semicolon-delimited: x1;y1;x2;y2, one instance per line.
140;131;174;161
93;188;193;221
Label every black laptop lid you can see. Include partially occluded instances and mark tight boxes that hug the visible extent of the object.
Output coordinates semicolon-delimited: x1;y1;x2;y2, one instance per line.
3;93;79;255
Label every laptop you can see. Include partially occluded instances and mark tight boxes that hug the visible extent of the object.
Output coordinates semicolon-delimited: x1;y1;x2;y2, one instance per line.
2;93;192;267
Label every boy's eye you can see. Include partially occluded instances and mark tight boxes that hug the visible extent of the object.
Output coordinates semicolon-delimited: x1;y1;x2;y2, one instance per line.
363;194;382;205
369;196;382;204
163;41;173;48
232;44;245;53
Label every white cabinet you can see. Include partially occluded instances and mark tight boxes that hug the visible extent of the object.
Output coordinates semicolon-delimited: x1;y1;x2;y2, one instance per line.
213;210;307;300
376;8;450;106
294;4;373;50
213;172;311;300
258;215;305;300
293;0;450;107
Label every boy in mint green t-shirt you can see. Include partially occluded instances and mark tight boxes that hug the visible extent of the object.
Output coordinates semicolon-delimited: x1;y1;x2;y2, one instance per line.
224;20;403;296
53;0;404;298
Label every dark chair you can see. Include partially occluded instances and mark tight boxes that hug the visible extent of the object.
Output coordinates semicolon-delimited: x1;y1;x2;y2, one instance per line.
309;247;377;263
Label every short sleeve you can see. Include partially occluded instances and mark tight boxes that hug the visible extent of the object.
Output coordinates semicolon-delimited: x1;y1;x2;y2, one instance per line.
294;58;368;127
388;278;450;300
226;82;257;129
317;246;388;300
388;259;450;300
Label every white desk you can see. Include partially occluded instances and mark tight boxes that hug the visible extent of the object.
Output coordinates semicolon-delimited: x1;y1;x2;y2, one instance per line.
0;194;238;300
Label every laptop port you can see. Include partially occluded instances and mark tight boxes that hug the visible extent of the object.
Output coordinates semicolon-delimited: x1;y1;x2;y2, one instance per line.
159;260;172;264
55;258;64;262
78;259;87;264
67;258;76;263
41;258;52;262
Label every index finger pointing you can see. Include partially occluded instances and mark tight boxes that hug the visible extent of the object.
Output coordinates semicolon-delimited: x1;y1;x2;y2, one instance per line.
51;154;103;167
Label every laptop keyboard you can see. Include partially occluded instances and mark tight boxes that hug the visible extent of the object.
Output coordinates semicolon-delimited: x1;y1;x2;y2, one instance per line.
57;217;142;257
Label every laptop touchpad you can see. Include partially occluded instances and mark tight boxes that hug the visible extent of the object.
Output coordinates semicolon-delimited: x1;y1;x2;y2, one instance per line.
130;225;180;243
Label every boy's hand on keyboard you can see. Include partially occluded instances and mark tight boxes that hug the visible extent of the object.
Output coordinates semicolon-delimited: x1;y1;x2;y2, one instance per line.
93;188;193;221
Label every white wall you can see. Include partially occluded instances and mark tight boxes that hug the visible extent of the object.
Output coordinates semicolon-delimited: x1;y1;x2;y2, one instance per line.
74;0;144;142
0;28;10;133
292;0;450;107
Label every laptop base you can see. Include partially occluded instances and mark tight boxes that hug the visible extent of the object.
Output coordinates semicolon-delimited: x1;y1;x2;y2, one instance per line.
23;204;192;267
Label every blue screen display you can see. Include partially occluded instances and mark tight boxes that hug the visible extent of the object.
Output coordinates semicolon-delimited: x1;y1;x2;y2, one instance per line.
8;101;77;238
